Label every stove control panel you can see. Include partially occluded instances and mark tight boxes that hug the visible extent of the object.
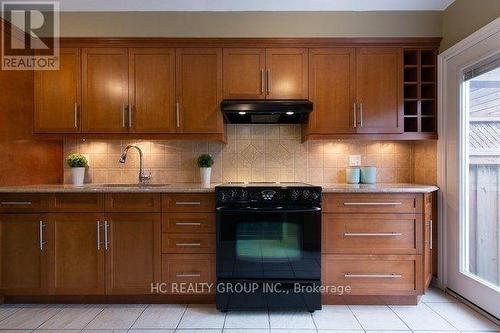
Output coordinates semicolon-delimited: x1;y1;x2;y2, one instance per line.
215;186;322;206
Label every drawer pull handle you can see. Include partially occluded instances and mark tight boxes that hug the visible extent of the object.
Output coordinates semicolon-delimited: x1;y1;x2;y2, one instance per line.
175;222;202;226
344;232;402;237
176;273;201;277
345;273;402;278
1;201;32;205
176;243;201;247
175;201;201;205
343;202;402;206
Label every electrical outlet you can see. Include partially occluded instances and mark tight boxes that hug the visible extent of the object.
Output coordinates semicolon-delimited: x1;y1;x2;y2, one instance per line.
349;155;361;167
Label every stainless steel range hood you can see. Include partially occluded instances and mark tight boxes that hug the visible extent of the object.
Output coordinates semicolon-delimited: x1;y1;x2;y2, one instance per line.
221;100;313;124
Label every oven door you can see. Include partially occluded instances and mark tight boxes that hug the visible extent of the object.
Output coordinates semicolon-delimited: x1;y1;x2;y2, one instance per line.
216;206;321;280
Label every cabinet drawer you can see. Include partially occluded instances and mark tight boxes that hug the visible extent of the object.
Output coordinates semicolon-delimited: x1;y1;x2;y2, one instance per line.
50;193;104;212
323;214;422;254
323;194;421;214
162;194;215;212
162;213;215;233
161;254;215;294
106;193;161;212
162;233;215;254
323;255;421;295
0;194;49;212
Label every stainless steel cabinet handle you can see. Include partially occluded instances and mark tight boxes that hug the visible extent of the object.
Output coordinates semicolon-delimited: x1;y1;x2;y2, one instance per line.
176;273;201;278
176;243;201;247
122;104;126;128
39;221;46;250
97;221;101;250
74;103;78;128
429;219;433;250
1;201;32;205
359;103;363;127
344;232;402;237
175;222;202;226
343;202;402;206
175;201;201;205
128;105;132;128
260;69;264;94
176;103;180;128
266;69;271;94
353;103;357;128
345;273;402;278
104;220;109;250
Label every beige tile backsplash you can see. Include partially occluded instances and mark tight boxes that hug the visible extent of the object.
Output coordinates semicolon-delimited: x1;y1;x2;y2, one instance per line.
63;125;436;185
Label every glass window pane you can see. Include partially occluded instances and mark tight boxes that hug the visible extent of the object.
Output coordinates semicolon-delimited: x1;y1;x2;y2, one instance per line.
466;65;500;288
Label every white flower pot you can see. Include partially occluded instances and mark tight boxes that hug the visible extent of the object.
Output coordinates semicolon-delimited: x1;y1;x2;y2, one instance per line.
71;167;86;186
200;167;212;188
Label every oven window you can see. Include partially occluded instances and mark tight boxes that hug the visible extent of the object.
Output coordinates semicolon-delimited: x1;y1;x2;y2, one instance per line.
236;222;301;262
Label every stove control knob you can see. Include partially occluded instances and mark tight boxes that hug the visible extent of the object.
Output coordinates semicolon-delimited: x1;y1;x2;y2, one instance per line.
291;190;300;201
240;189;248;200
302;190;310;199
311;190;320;201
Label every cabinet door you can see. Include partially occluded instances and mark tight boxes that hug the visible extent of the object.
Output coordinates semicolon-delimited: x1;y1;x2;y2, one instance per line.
82;48;129;133
356;48;403;134
129;48;176;133
308;48;356;134
34;48;81;133
266;48;308;99
105;213;161;294
223;48;266;99
176;48;223;134
0;214;49;295
50;213;105;295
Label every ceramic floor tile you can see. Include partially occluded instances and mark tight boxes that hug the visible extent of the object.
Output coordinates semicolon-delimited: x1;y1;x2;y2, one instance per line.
390;303;456;331
269;311;315;329
349;305;408;330
129;330;175;333
178;305;226;329
425;303;500;331
38;305;103;330
0;330;32;333
0;308;20;322
0;306;62;330
224;311;269;329
82;330;127;333
34;330;81;333
312;305;362;330
175;330;222;333
224;329;270;333
85;305;146;330
132;304;186;329
420;288;459;303
271;330;317;333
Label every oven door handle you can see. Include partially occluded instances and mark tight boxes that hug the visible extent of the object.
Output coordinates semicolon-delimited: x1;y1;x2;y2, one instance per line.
216;207;321;213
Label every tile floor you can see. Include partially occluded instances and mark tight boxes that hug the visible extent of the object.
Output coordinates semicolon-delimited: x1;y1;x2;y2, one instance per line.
0;288;498;333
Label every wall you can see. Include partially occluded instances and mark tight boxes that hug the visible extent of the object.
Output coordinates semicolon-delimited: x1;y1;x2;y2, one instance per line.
63;125;417;185
441;0;500;51
55;11;443;37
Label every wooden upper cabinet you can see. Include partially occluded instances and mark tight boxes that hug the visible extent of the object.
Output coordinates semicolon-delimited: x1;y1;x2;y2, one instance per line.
105;213;161;294
176;48;223;134
223;48;266;99
50;213;105;295
0;214;49;295
355;48;403;134
82;48;129;133
266;48;308;99
34;48;81;133
129;48;176;133
308;48;356;134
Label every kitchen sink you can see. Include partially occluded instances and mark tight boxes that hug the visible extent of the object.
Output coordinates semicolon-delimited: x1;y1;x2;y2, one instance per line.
94;183;171;188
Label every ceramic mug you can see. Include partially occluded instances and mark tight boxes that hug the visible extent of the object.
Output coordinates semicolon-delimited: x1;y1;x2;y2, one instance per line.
360;166;377;184
346;167;360;184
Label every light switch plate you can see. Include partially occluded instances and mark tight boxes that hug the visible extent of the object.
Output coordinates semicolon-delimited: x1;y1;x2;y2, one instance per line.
349;155;361;167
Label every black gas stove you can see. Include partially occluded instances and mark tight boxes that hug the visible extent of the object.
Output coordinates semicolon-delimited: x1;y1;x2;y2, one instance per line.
215;182;322;312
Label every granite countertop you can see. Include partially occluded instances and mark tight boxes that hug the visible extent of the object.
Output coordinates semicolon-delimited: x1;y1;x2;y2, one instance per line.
0;183;438;193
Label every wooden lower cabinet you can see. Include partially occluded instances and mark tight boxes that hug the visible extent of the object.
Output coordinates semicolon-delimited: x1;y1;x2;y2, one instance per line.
0;214;49;295
105;213;161;295
161;254;215;294
50;213;105;295
323;254;422;295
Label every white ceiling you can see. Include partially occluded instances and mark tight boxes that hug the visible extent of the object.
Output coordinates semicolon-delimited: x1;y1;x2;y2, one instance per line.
58;0;456;12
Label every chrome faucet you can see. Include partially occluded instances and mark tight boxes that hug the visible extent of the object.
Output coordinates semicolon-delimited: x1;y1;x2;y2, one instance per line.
119;145;152;184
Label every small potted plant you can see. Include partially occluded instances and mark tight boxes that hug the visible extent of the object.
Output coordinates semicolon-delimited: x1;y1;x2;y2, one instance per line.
197;154;214;188
66;153;88;186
